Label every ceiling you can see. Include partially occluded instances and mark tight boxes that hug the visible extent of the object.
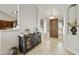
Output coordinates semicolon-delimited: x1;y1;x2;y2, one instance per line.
0;4;69;20
0;4;17;18
36;4;67;18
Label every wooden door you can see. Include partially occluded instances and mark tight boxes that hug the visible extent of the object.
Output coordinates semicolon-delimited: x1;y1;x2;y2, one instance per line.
50;18;58;38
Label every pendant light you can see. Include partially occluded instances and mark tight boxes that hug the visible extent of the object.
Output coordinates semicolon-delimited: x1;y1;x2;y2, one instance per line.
49;10;56;19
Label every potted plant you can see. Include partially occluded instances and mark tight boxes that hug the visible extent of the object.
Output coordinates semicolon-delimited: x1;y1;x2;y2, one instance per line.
68;19;79;35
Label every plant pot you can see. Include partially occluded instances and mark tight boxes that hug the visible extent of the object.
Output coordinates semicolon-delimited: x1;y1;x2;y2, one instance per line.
70;27;77;35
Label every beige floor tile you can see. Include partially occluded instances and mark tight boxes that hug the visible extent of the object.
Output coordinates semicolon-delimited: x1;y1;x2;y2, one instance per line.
26;38;74;55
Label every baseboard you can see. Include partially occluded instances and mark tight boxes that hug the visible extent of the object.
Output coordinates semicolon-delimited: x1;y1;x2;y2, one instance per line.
0;52;9;55
65;46;79;55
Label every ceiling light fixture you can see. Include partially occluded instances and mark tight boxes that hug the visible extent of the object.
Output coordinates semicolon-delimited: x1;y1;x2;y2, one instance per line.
49;10;56;19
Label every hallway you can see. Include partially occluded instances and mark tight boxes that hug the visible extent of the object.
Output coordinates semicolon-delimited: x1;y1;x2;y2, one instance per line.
0;4;78;55
26;37;74;55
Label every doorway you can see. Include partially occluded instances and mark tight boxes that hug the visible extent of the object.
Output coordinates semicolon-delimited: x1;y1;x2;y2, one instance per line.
50;18;58;38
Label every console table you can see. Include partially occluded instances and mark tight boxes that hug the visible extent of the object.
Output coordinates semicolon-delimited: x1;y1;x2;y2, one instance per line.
18;32;41;54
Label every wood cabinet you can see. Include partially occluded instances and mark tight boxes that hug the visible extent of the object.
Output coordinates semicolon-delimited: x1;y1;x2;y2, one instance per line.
0;20;16;29
19;32;41;54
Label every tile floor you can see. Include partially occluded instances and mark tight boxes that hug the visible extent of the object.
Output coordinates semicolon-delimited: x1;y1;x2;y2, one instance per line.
26;37;74;55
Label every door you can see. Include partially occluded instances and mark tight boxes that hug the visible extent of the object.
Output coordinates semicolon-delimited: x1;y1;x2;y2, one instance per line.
50;18;58;38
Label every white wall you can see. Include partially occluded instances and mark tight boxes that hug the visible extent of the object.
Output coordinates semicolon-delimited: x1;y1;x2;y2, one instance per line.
64;4;79;54
1;31;19;55
37;7;49;39
19;4;37;32
38;9;45;32
0;32;1;54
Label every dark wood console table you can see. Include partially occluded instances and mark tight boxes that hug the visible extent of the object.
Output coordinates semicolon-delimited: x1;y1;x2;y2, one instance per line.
18;32;41;54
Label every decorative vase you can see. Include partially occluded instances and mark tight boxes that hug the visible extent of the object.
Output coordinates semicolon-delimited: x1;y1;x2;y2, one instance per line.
9;47;18;55
70;27;77;35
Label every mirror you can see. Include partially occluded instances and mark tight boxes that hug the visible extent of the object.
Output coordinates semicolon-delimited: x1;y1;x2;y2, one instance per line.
67;4;77;35
40;19;44;31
